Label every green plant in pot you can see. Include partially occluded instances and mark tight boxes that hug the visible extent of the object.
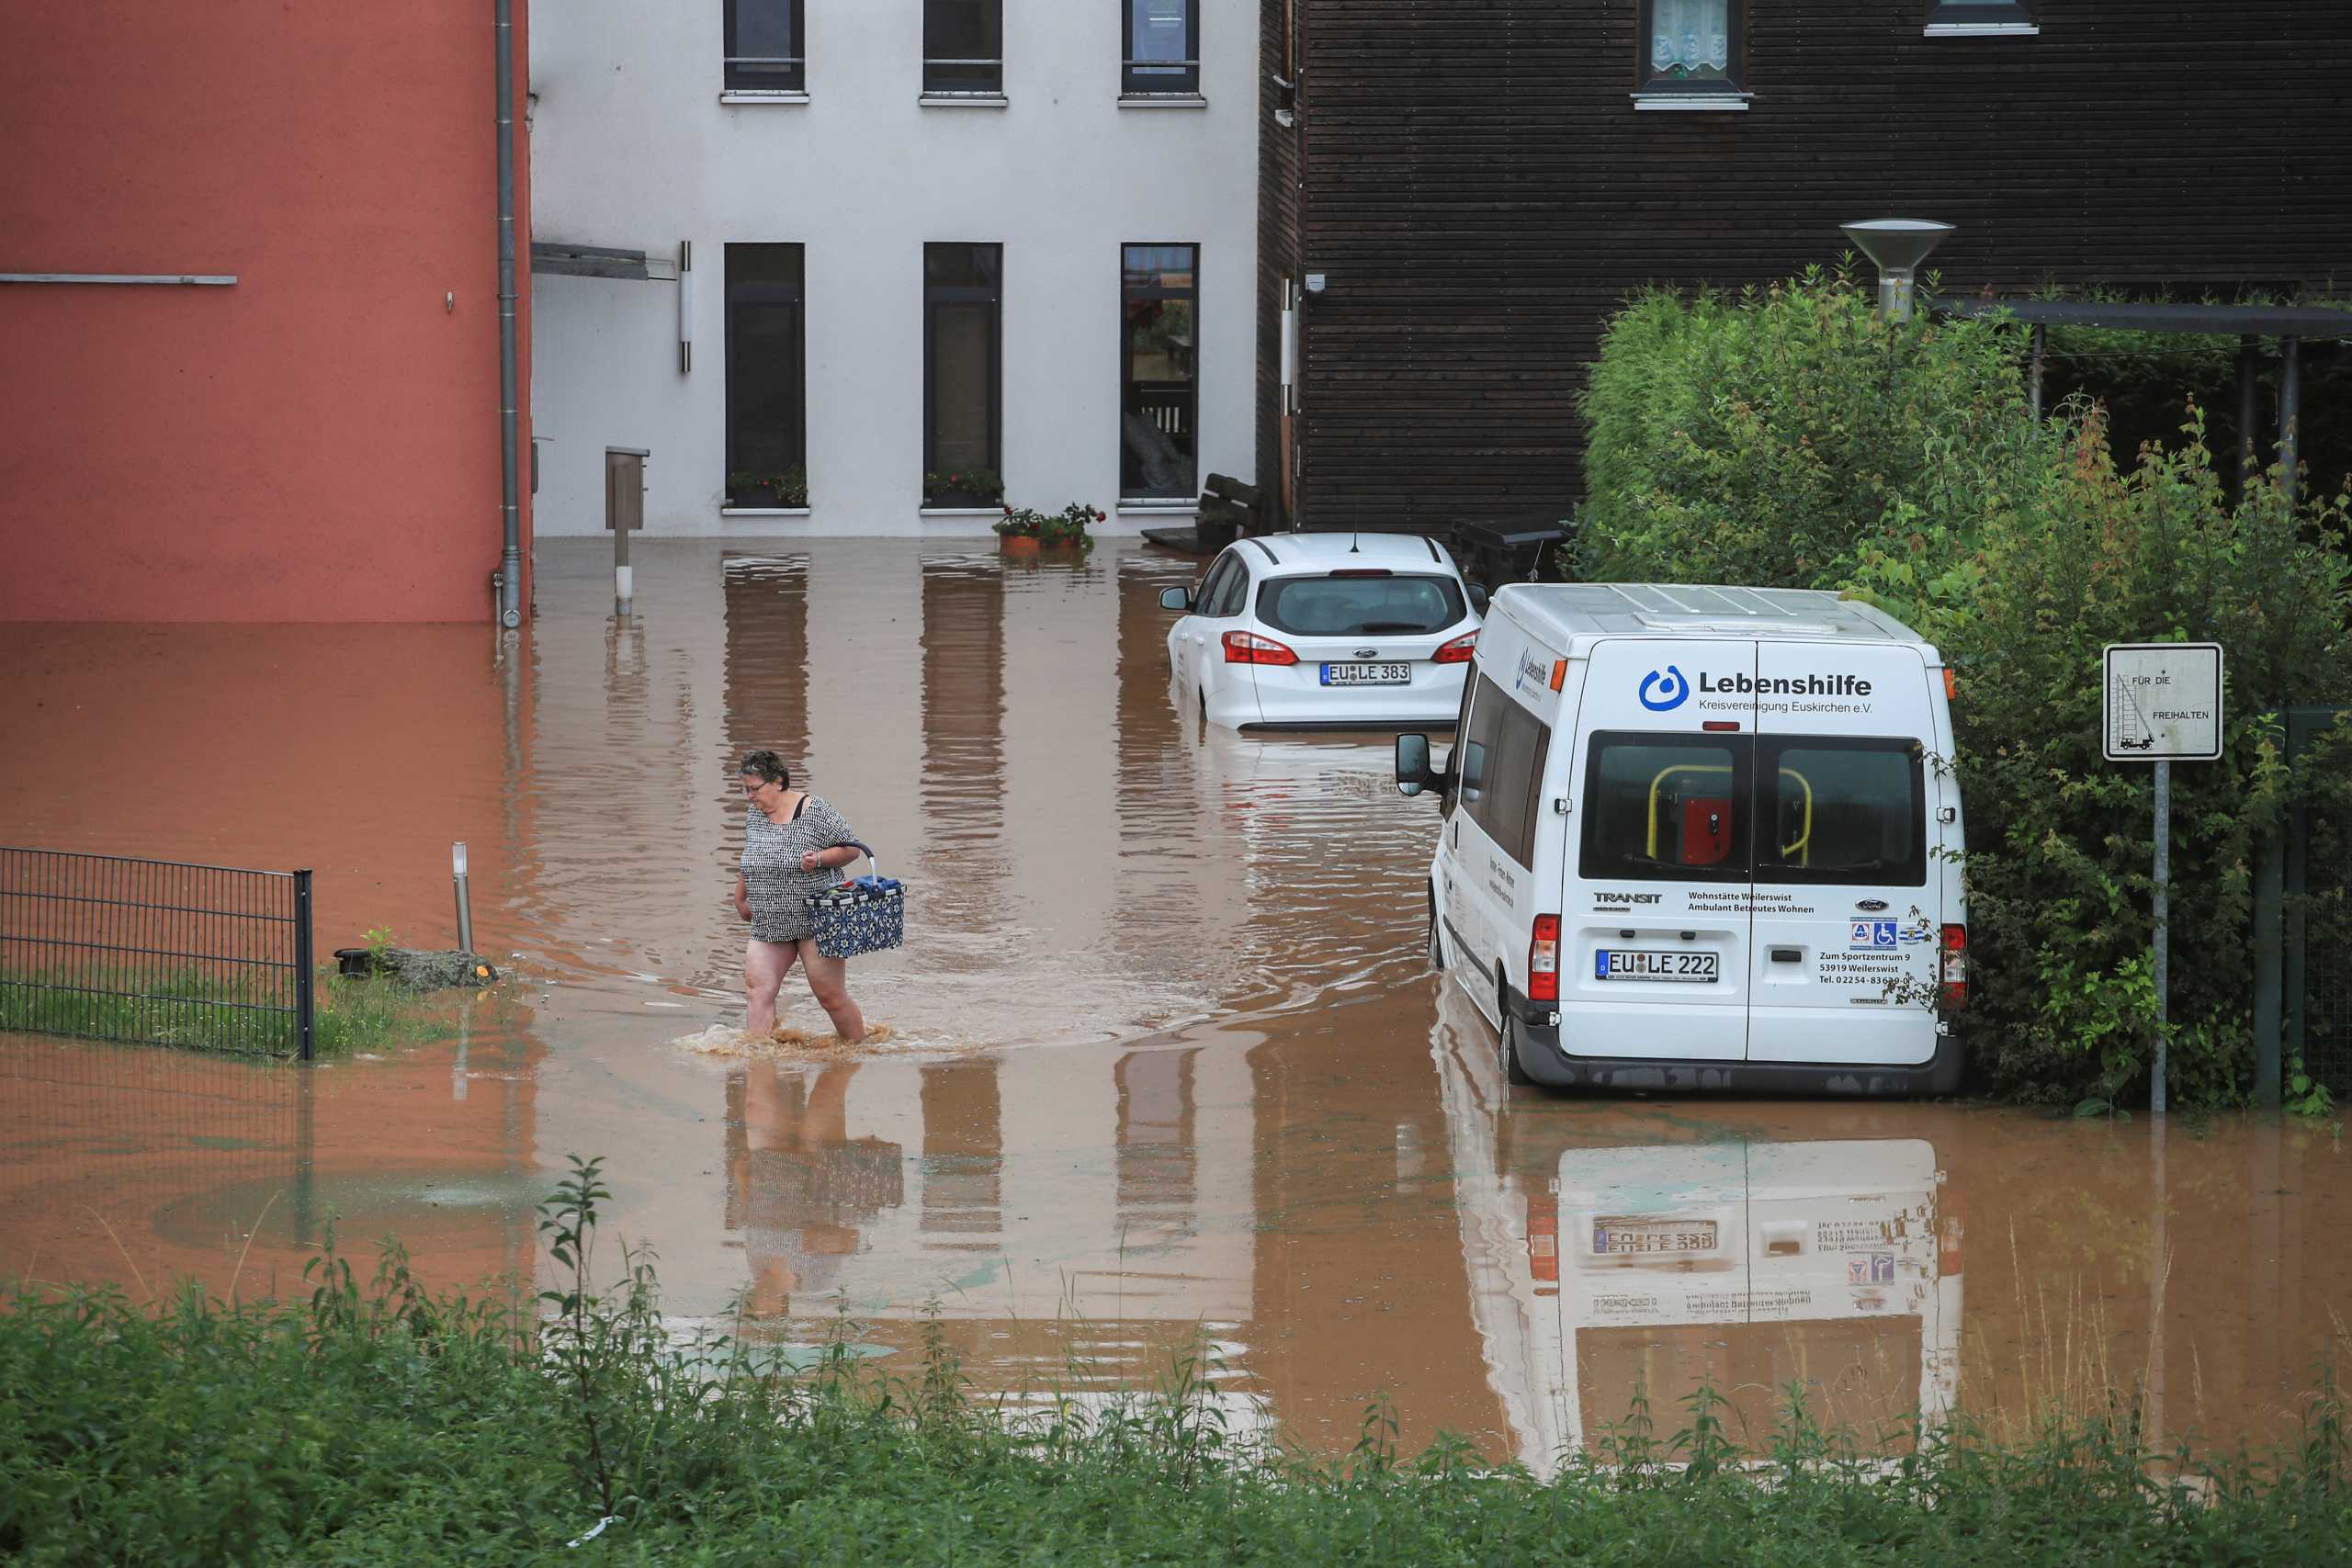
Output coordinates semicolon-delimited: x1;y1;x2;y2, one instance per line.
727;465;809;508
994;501;1102;549
923;468;1006;506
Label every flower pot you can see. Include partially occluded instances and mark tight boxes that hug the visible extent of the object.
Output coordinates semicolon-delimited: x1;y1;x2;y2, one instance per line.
998;536;1041;558
731;485;783;509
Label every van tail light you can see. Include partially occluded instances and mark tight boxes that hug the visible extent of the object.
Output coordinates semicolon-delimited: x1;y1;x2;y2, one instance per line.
1937;1189;1964;1279
1433;631;1478;664
1528;1193;1559;1291
1221;630;1298;666
1529;914;1561;1003
1939;923;1968;1011
1943;668;1958;701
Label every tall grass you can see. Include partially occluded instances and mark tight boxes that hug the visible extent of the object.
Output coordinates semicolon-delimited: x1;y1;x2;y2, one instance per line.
4;1155;2348;1564
0;964;459;1058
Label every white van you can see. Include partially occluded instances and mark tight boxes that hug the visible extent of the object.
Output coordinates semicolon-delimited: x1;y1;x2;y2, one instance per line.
1396;583;1966;1094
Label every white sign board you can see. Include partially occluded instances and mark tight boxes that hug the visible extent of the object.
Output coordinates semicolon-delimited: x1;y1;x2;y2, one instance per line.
2102;643;2223;761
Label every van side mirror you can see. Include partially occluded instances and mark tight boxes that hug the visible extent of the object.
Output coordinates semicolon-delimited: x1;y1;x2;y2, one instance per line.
1159;587;1194;613
1395;733;1445;797
1466;582;1489;616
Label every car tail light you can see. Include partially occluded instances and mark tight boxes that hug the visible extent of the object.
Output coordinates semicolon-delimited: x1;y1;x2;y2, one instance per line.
1527;1193;1559;1289
1937;1189;1964;1279
1329;568;1394;579
1433;631;1477;665
1939;923;1968;1011
1529;914;1561;1003
1221;630;1298;666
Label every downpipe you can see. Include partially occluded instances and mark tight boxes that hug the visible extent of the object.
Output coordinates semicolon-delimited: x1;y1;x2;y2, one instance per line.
493;0;523;628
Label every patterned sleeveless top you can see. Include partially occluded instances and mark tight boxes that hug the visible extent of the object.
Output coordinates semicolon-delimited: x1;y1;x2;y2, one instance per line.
741;794;859;943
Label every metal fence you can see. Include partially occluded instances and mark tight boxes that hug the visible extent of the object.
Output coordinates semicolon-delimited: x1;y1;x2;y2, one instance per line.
2288;708;2350;1094
0;848;314;1060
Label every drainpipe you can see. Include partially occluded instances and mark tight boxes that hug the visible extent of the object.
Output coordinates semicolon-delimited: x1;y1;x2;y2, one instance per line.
494;0;524;628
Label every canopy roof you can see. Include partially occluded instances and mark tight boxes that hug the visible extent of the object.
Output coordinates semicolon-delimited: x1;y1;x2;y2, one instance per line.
1932;297;2349;336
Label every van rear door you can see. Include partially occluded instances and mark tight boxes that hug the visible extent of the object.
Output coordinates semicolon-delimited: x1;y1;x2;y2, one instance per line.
1745;642;1941;1067
1566;640;1756;1062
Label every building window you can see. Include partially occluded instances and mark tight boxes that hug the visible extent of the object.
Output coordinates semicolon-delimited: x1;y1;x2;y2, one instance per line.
1924;0;2037;34
925;244;1001;501
1636;0;1744;96
924;0;1002;95
1124;0;1198;96
1121;244;1197;501
725;244;806;506
724;0;804;92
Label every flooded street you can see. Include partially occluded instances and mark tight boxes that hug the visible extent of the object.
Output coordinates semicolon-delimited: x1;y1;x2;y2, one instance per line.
3;537;2346;1469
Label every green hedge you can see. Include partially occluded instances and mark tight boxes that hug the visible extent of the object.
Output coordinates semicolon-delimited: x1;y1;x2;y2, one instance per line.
1577;271;2352;1107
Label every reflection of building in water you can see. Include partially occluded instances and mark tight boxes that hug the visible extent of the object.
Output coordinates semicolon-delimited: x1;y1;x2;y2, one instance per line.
721;555;810;780
1116;1048;1198;1248
918;558;1008;940
918;1057;1003;1255
0;1029;538;1306
1431;989;1961;1472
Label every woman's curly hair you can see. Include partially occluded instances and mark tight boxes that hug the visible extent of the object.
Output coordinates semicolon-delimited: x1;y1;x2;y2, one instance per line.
740;750;790;788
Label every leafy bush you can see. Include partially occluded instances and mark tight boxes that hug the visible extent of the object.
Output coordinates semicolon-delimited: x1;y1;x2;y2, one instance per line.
1577;265;2042;596
1578;270;2352;1106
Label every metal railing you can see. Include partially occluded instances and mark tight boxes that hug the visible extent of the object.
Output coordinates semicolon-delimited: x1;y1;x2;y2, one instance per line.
0;848;315;1060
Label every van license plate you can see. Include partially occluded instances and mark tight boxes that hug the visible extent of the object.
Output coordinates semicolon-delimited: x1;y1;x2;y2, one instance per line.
1593;1218;1718;1256
1320;662;1411;686
1597;950;1719;982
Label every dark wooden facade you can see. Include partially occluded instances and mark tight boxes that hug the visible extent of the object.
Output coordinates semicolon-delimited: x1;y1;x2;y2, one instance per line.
1257;2;2352;533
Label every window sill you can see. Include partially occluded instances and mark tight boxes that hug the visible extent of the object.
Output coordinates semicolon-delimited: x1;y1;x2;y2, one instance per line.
1118;93;1208;109
918;93;1008;108
721;506;811;517
718;90;809;106
1922;22;2040;35
1118;500;1199;514
920;506;1006;516
1631;91;1752;111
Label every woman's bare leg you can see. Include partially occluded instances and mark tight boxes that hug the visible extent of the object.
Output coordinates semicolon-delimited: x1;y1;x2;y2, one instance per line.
797;942;866;1043
743;938;797;1038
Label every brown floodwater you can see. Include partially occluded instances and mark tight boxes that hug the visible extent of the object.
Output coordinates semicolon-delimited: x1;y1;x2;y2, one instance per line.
2;537;2345;1469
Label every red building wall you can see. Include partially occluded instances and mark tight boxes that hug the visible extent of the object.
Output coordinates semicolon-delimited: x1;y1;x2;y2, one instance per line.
0;2;532;623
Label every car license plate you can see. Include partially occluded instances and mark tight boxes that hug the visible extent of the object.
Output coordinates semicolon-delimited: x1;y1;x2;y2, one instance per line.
1592;1218;1718;1256
1320;662;1411;686
1596;950;1719;982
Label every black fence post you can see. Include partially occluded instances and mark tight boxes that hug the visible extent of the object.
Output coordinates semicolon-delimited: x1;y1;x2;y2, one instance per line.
293;869;315;1062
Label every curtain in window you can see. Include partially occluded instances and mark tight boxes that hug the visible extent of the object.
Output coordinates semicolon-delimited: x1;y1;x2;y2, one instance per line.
1651;0;1729;75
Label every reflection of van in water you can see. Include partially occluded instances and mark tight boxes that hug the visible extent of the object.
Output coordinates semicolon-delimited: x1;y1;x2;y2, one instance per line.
1396;583;1967;1094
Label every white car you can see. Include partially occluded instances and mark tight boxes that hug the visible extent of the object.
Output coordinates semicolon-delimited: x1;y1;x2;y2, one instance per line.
1159;532;1485;730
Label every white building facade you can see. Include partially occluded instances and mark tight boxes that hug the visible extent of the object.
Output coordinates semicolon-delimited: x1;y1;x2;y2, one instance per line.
528;0;1260;537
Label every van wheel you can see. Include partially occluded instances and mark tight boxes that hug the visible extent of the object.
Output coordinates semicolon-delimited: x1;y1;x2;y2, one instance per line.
1500;1009;1534;1088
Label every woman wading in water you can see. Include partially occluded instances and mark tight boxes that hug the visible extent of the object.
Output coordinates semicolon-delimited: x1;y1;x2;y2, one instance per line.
735;750;870;1043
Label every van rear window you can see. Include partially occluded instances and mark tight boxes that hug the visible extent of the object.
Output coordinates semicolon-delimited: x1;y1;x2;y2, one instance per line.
1578;733;1928;886
1580;733;1751;884
1256;574;1464;637
1758;739;1926;886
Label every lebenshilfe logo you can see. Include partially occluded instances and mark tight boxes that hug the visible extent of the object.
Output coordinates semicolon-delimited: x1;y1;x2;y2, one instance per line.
1638;665;1690;711
1699;671;1873;697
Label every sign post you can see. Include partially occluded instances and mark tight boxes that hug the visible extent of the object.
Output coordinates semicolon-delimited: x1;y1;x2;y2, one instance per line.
2102;643;2224;1116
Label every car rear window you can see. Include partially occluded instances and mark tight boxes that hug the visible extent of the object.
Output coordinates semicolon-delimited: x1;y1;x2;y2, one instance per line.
1580;732;1751;884
1256;573;1464;637
1758;738;1926;886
